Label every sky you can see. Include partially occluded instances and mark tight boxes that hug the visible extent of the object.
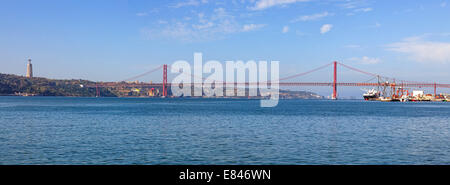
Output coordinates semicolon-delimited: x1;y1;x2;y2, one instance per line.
1;0;450;97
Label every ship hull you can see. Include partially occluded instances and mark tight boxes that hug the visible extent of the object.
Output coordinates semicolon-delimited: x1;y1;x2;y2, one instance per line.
363;95;379;101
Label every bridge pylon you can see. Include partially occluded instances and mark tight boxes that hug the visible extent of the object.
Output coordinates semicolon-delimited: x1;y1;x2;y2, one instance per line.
332;61;337;100
162;64;167;97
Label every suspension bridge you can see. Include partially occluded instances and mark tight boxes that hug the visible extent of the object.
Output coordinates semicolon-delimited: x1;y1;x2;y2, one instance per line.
87;61;450;99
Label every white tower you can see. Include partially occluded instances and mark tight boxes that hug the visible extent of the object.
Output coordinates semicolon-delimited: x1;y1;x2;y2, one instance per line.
26;59;33;78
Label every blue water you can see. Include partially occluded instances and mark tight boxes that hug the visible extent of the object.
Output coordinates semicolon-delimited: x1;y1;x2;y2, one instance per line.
1;96;450;165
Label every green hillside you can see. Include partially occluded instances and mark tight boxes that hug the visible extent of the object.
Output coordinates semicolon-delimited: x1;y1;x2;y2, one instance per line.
0;73;116;97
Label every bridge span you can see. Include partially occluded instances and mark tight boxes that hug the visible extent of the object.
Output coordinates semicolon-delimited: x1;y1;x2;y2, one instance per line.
87;62;450;98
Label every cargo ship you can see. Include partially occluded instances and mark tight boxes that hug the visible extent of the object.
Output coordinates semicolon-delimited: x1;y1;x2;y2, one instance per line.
363;89;381;101
362;88;449;102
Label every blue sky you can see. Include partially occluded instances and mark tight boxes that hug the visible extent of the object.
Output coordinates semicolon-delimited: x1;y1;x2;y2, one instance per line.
1;0;450;96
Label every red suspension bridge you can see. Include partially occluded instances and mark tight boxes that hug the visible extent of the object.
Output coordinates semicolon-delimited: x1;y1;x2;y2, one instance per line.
89;62;450;99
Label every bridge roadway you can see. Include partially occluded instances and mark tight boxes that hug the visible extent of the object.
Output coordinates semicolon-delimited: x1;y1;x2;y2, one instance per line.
87;82;450;88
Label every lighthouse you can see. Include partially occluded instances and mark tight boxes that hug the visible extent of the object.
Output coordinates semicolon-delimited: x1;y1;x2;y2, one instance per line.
26;59;33;78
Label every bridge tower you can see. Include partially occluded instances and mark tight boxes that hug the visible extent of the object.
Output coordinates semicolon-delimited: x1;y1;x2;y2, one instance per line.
162;64;167;97
332;61;337;100
434;82;437;98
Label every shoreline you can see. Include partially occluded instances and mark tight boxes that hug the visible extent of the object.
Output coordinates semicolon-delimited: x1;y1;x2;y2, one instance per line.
0;95;328;100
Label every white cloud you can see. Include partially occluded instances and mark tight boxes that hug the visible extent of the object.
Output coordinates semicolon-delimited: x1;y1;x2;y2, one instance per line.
136;12;148;16
355;7;373;12
157;20;168;24
291;11;331;22
345;44;361;48
339;0;370;10
193;22;214;29
387;37;450;63
242;24;266;32
346;13;355;16
340;1;358;9
142;8;265;41
320;24;332;34
282;26;289;33
441;2;447;7
338;0;373;16
171;0;208;8
347;7;373;16
250;0;310;11
348;56;381;64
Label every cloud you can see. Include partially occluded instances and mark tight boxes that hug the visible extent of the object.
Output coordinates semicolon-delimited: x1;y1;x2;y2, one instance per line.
355;7;373;12
348;56;381;64
344;44;361;48
386;37;450;63
441;2;447;7
282;26;289;33
339;0;369;10
136;8;159;16
250;0;310;10
338;0;373;16
157;20;168;24
320;24;332;34
170;0;208;8
242;24;266;32
347;7;373;16
142;8;265;41
291;11;332;22
136;12;148;16
193;22;214;29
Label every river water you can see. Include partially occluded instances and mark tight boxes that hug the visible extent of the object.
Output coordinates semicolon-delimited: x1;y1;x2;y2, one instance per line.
1;96;449;164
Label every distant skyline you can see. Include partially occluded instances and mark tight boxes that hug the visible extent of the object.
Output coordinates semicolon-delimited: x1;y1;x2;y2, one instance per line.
1;0;450;96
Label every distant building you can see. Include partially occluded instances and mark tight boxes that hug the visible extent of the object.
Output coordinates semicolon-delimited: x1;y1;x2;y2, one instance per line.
26;59;33;78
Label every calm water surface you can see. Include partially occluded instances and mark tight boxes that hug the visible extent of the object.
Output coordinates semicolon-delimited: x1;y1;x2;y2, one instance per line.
1;96;450;164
